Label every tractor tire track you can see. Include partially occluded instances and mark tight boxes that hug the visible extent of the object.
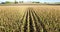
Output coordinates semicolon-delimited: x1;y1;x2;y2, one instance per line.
31;8;41;32
28;8;41;32
20;8;28;32
29;8;34;32
24;10;28;32
18;10;27;32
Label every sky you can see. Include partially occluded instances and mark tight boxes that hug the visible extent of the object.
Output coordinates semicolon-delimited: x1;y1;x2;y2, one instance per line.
0;0;60;2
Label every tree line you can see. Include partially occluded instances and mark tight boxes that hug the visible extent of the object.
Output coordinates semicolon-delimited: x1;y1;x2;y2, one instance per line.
0;1;60;5
0;1;40;4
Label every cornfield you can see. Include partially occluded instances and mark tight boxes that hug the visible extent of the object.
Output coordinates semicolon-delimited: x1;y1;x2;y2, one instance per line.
0;5;60;32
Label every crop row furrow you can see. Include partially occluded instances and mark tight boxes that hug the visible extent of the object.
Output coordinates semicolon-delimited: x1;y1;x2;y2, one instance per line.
29;8;34;32
33;10;47;32
31;9;42;32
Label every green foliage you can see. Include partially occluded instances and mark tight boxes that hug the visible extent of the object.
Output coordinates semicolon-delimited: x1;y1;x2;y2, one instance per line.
32;2;40;3
55;2;60;4
5;1;11;4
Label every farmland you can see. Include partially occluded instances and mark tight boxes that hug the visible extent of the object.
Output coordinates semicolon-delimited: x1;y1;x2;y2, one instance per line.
0;5;60;32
